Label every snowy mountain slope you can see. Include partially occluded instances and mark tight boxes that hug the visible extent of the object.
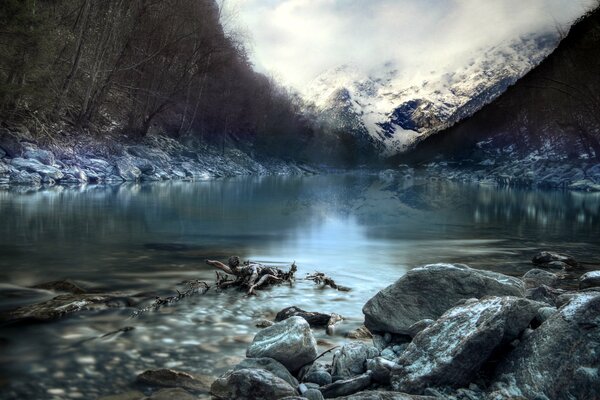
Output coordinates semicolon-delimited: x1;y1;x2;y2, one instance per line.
305;33;560;156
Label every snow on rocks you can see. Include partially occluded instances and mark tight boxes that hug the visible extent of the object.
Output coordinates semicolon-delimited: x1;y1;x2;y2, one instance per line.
362;264;525;335
390;296;543;394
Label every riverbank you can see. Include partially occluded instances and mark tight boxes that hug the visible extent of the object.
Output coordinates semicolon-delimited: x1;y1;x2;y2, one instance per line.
0;128;317;188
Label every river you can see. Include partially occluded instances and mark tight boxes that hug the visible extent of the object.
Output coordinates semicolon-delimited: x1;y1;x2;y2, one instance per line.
0;173;599;399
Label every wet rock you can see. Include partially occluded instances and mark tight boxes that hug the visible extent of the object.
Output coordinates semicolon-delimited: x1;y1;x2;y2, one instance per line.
211;368;298;400
144;388;197;400
522;269;558;289
60;166;88;183
303;388;325;400
234;358;298;387
525;284;565;307
31;279;87;294
580;271;600;289
363;264;525;335
276;306;334;328
391;296;543;394
23;147;55;166
115;157;142;181
535;306;557;323
320;372;373;398
246;316;318;372
255;319;274;328
9;170;42;185
335;392;435;400
98;391;145;400
332;342;379;380
532;251;578;268
491;293;600;400
136;369;212;393
406;319;434;338
1;293;134;323
569;179;600;192
10;157;64;180
302;362;332;386
366;357;395;384
347;325;372;339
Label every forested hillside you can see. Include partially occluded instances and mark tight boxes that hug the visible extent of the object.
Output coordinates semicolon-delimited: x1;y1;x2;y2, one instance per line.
0;0;316;159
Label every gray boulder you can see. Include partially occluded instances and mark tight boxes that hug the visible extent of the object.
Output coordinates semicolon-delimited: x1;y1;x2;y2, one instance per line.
522;269;558;289
580;271;600;289
332;342;379;380
320;372;373;398
532;251;578;268
366;357;396;384
115;157;142;181
406;319;434;338
490;293;600;400
391;296;543;394
9;157;63;180
247;316;318;372
302;362;332;386
61;166;88;183
211;368;298;400
525;284;566;307
234;358;298;387
23;147;55;166
363;264;525;335
9;170;42;185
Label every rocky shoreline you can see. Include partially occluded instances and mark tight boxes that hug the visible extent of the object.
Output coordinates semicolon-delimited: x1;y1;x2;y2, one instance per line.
40;251;594;400
0;128;317;188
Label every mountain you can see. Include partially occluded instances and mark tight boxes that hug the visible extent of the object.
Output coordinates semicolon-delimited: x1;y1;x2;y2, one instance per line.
402;6;600;171
306;33;560;156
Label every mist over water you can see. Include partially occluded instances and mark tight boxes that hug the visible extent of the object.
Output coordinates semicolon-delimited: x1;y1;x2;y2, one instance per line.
0;174;599;398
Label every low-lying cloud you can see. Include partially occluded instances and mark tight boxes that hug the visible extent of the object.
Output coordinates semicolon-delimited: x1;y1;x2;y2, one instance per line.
234;0;595;88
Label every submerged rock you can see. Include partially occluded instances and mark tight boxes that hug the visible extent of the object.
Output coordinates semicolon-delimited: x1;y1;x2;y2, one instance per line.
331;342;379;380
334;392;436;399
580;271;600;289
234;358;298;387
363;264;525;335
532;251;578;268
211;368;298;400
136;369;212;393
391;296;543;394
490;293;600;400
246;316;318;372
522;269;558;289
31;279;87;294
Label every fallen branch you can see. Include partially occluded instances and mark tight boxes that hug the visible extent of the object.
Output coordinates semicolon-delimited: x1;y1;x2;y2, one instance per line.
130;280;210;318
306;272;351;292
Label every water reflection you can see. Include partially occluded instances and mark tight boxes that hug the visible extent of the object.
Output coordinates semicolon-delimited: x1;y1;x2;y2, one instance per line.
0;174;599;398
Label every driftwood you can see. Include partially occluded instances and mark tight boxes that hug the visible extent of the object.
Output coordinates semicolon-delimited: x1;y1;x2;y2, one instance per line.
131;280;210;317
276;306;343;335
306;272;351;292
206;256;296;295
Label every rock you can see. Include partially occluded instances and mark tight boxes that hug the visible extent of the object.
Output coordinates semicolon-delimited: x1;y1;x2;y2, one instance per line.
0;130;26;157
532;251;578;268
363;264;525;335
0;148;5;158
61;166;88;183
211;368;298;400
144;388;197;400
9;170;42;185
255;319;274;328
535;306;557;323
391;296;543;394
9;157;63;180
525;284;565;307
31;279;87;294
580;271;600;289
569;179;600;192
366;357;396;384
136;369;212;393
320;372;373;398
379;348;396;361
522;269;558;289
1;293;134;323
491;293;600;400
302;362;332;386
246;316;318;372
234;358;298;387
332;342;379;380
115;157;142;181
23;147;55;166
406;319;434;338
347;325;372;339
303;388;325;400
276;306;334;328
97;391;144;400
334;392;436;400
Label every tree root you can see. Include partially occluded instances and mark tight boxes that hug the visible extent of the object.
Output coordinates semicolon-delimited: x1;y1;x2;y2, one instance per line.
306;272;351;292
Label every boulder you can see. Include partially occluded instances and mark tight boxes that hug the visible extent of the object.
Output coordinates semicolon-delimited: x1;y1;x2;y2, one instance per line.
0;130;25;157
406;319;434;338
532;251;578;268
145;388;197;400
366;357;396;384
9;170;42;186
234;358;298;387
136;369;212;393
31;279;87;294
580;271;600;289
211;368;298;400
60;166;88;183
9;157;63;180
391;296;543;394
23;147;55;166
320;372;373;398
332;342;379;380
347;325;372;339
522;269;558;289
490;293;600;400
525;284;565;307
115;157;142;181
335;392;435;400
302;362;332;386
247;316;318;372
363;264;525;335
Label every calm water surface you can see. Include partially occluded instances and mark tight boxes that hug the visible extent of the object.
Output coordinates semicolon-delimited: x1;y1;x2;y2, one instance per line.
0;174;599;399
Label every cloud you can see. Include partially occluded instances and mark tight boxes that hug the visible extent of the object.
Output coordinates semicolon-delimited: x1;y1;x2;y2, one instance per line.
234;0;595;88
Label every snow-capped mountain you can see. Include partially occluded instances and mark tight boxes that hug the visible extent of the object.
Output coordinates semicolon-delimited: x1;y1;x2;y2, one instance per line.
305;33;560;156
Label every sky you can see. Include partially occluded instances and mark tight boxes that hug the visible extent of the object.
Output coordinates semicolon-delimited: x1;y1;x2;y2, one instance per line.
231;0;595;89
